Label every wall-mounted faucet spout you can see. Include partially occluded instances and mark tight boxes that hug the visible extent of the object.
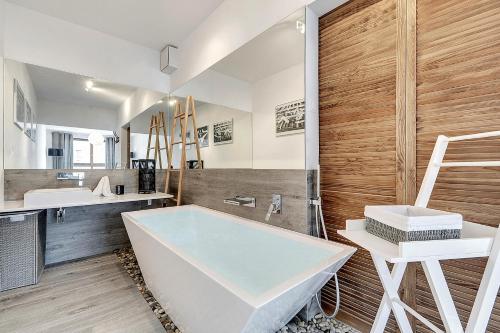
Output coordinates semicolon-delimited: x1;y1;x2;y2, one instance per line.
265;194;281;222
224;196;256;208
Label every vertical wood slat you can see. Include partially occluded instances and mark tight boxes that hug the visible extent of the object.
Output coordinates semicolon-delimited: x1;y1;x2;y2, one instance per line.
395;0;407;205
398;0;417;329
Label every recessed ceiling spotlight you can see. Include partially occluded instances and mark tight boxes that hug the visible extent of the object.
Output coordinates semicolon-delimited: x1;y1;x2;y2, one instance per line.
169;99;177;106
85;80;94;92
296;20;305;34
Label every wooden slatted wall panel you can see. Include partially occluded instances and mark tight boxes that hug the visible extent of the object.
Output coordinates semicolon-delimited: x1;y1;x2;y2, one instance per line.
416;0;500;331
319;0;398;329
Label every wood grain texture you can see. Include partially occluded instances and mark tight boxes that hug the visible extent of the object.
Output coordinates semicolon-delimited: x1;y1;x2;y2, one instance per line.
157;169;308;234
319;0;399;330
415;0;500;331
399;0;417;327
0;254;164;333
45;201;138;265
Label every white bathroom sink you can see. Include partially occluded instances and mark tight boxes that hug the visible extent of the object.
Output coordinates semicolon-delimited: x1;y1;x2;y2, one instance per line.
24;187;95;207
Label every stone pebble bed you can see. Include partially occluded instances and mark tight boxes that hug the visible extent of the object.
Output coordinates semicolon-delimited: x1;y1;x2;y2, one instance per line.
115;248;359;333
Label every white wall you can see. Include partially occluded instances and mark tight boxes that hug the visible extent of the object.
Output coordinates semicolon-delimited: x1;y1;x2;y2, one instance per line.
171;0;314;90
180;103;252;169
38;99;117;131
252;63;305;169
305;6;319;171
0;0;5;201
3;2;169;93
173;70;252;112
3;59;41;169
118;88;167;127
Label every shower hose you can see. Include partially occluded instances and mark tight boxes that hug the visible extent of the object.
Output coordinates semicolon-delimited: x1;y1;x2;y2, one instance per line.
313;198;340;319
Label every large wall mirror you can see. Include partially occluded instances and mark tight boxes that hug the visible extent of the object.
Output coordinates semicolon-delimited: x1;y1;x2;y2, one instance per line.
3;8;305;171
2;58;167;170
129;8;305;170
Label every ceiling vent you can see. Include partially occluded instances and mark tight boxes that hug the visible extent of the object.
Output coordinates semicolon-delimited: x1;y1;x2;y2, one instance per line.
160;45;179;74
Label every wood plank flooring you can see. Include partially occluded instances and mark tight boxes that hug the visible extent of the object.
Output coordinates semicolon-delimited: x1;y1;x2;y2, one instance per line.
0;254;164;333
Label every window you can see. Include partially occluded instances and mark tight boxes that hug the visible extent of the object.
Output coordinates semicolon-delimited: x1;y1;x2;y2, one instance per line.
73;139;106;169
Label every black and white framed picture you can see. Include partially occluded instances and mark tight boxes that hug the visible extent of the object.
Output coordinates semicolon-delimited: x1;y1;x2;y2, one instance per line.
197;125;209;148
178;131;192;150
213;119;233;145
25;102;34;140
13;79;25;130
28;104;37;142
275;99;305;136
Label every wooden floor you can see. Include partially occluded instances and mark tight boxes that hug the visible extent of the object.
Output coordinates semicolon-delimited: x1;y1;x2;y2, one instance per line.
0;254;165;333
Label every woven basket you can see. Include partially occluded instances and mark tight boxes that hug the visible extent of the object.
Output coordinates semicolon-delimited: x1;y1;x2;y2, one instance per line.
0;210;46;291
365;217;461;244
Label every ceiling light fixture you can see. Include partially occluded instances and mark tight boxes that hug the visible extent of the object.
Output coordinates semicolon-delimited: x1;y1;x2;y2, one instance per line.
157;100;163;104
85;80;94;92
296;20;305;34
169;99;177;106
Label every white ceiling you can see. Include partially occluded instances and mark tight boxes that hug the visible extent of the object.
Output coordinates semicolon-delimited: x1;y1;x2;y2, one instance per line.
27;64;137;110
6;0;225;50
211;9;305;83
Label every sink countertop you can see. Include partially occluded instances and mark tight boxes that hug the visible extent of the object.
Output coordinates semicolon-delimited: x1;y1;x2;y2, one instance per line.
0;192;173;213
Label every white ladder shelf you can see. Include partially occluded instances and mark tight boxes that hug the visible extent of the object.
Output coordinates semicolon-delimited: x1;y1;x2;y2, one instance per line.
339;130;500;333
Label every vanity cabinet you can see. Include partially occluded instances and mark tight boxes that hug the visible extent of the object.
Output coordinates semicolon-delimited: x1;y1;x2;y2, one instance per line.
44;200;163;265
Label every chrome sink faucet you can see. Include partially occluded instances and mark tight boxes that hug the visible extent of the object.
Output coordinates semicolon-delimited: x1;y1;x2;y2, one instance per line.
57;172;85;186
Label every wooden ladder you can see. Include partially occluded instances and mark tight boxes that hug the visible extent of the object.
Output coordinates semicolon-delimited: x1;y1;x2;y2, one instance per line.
165;96;202;205
146;111;170;169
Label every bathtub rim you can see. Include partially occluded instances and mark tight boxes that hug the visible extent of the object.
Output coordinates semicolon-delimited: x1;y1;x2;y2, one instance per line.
122;204;356;308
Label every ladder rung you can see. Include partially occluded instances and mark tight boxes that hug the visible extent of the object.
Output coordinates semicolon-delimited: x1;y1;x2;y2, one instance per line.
174;113;193;119
172;142;196;145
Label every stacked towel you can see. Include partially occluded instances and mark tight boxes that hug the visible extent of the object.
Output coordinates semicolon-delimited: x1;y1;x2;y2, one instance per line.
93;176;115;197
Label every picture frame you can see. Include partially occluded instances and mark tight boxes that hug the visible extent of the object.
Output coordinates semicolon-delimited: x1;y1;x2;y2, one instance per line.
13;79;25;131
213;119;233;145
275;99;305;136
25;102;34;140
178;131;192;150
197;125;209;148
29;104;37;142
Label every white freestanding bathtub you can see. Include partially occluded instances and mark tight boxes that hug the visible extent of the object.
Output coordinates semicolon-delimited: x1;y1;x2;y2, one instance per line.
122;205;355;333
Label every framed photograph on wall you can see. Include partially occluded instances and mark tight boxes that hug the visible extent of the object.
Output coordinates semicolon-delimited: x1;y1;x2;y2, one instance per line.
29;104;37;142
275;99;305;136
25;102;33;139
13;79;26;131
197;125;209;148
178;131;192;150
213;119;233;145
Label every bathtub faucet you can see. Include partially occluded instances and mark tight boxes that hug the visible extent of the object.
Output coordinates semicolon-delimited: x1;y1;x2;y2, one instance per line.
224;196;256;208
265;194;282;222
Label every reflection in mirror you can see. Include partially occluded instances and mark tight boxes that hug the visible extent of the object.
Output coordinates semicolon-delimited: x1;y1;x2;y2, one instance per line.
171;7;305;169
129;97;170;169
167;97;252;169
120;7;305;171
3;59;163;170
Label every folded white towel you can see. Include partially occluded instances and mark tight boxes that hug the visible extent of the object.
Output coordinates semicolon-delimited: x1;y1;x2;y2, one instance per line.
93;176;115;197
